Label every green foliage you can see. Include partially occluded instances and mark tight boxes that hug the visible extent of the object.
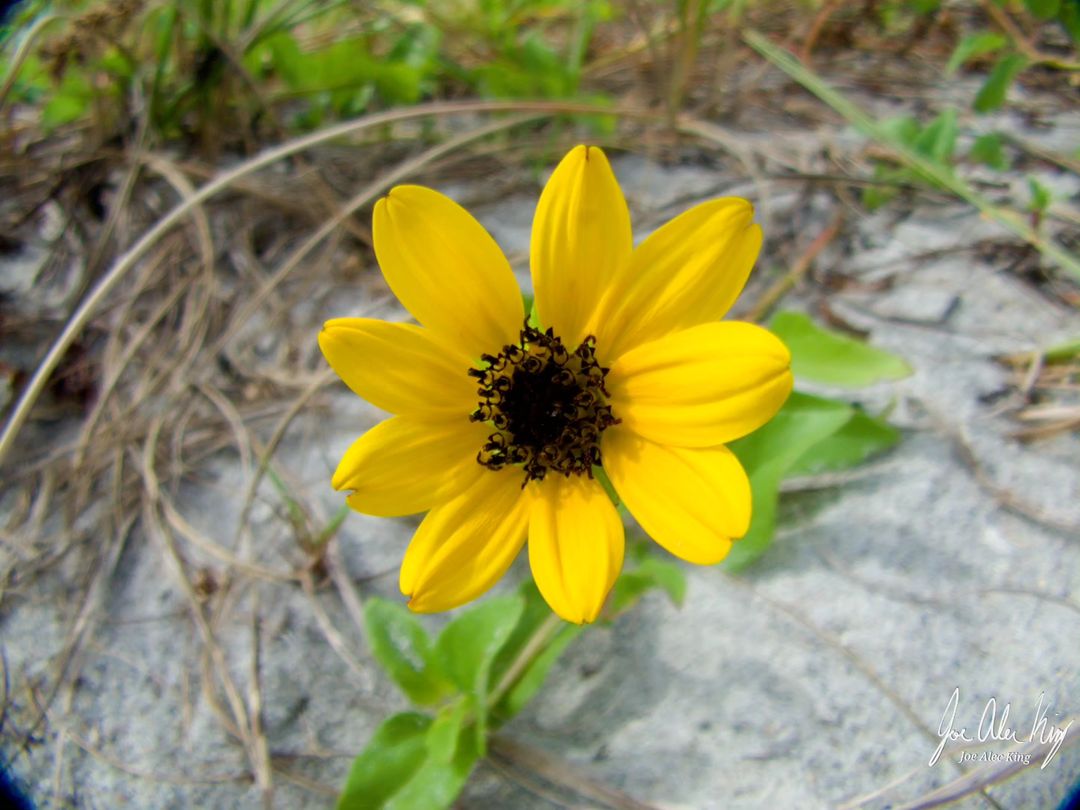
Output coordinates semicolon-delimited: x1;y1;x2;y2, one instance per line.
350;588;581;808
1043;337;1080;362
1061;0;1080;42
949;0;1078;114
946;31;1007;75
861;109;958;210
718;311;909;570
3;0;611;141
363;600;452;706
746;29;1080;278
337;708;483;810
724;393;901;571
974;53;1029;113
1027;176;1052;213
969;133;1010;170
41;68;92;130
347;550;693;808
723;393;853;571
609;548;687;615
768;311;913;387
788;409;900;477
432;596;523;753
337;713;435;810
1023;0;1061;21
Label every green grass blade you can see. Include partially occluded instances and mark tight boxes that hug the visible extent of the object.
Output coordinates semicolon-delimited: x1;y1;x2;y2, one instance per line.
742;29;1080;281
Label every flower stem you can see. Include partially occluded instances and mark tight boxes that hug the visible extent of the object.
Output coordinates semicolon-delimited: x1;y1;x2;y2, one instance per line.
488;612;564;709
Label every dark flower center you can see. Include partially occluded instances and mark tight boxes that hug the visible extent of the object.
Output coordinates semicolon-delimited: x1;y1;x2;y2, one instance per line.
469;321;619;485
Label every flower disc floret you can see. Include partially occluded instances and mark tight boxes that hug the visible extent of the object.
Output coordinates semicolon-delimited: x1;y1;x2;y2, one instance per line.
469;321;619;484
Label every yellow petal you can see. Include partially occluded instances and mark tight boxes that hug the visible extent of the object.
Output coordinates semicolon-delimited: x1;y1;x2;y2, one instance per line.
595;198;762;360
402;467;530;613
318;318;476;417
607;321;792;448
601;425;749;564
528;475;624;624
334;416;489;517
373;185;524;359
531;146;632;349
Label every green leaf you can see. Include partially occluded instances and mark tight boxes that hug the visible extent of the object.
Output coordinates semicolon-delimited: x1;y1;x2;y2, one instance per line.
789;409;901;476
1043;337;1080;362
969;133;1010;170
609;554;687;614
1060;0;1080;42
363;599;450;706
974;53;1029;113
42;70;94;131
337;712;432;810
337;710;482;810
946;31;1007;74
724;393;855;570
880;115;921;146
1027;176;1052;213
609;570;655;614
862;165;904;211
637;557;687;606
913;108;957;165
42;93;88;130
769;311;912;388
425;700;470;764
383;727;482;810
1023;0;1060;20
434;596;523;752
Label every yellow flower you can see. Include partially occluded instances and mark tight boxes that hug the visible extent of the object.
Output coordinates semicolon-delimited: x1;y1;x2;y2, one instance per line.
319;146;792;624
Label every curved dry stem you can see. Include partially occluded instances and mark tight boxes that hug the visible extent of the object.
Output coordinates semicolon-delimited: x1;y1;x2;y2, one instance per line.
225;114;544;557
0;99;659;467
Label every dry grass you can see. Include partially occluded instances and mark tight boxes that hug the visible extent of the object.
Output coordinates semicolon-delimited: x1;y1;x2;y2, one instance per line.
1;3;1078;807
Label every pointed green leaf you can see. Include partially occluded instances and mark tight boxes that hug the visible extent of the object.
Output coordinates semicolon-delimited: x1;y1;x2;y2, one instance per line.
337;708;483;810
724;393;855;570
337;712;432;810
914;108;957;165
974;53;1029;113
946;32;1007;74
425;700;471;765
383;726;482;810
769;311;912;388
363;599;450;706
1027;176;1052;213
789;409;901;476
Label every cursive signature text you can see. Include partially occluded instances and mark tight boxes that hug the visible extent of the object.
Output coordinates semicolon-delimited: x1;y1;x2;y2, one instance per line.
929;687;1072;769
